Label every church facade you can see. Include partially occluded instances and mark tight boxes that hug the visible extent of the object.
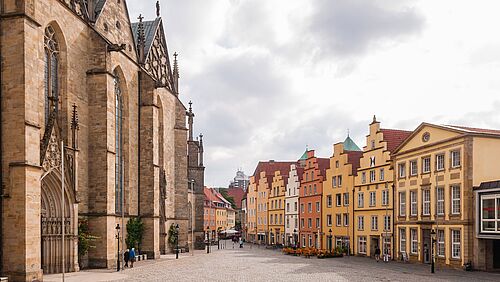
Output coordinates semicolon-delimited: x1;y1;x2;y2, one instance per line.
0;0;204;281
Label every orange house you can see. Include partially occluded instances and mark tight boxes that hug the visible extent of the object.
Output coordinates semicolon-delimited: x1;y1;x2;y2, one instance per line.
299;150;330;248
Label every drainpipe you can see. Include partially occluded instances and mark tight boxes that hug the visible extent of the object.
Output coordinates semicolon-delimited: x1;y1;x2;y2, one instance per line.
352;186;355;255
137;71;141;217
392;182;395;261
0;10;4;276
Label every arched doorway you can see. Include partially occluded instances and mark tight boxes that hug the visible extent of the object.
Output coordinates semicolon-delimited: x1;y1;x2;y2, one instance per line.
40;121;77;274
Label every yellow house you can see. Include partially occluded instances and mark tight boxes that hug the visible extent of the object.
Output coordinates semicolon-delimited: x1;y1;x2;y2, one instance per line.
215;207;227;235
269;169;289;245
322;136;362;253
246;176;258;243
394;123;500;269
354;116;411;258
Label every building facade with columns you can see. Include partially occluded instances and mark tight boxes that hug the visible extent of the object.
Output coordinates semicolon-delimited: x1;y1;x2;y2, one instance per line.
0;0;202;280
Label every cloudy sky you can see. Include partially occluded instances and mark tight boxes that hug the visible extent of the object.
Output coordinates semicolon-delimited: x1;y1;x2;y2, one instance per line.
128;0;500;187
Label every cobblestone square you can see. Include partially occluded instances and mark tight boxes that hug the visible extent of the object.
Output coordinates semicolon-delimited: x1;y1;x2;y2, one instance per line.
45;242;500;282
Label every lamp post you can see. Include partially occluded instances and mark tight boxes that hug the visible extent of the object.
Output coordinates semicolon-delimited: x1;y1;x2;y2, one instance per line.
175;224;180;259
115;224;121;271
329;228;332;253
206;226;210;254
430;229;436;273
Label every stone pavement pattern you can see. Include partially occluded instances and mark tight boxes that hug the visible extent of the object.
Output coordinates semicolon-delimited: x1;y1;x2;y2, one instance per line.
45;243;500;282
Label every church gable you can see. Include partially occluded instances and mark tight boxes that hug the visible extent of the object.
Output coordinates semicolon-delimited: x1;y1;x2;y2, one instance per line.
132;17;176;93
93;0;137;59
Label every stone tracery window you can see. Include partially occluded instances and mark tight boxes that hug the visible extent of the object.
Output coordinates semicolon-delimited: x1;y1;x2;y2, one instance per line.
44;26;59;126
144;34;169;87
114;72;123;214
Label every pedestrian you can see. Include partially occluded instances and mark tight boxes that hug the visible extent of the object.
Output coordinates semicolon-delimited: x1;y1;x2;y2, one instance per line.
129;247;136;268
239;237;243;248
124;249;130;268
374;246;381;262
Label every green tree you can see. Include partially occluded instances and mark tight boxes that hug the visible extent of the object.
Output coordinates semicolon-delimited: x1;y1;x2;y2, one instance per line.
126;217;144;250
219;188;237;209
78;219;98;268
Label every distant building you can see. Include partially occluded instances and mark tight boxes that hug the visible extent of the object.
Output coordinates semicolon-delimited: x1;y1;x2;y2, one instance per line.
229;169;250;192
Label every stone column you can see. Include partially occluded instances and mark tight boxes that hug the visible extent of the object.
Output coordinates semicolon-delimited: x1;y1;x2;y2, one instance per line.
1;7;43;281
138;78;160;258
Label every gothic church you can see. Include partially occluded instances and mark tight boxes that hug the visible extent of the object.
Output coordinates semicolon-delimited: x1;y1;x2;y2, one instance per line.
0;0;205;281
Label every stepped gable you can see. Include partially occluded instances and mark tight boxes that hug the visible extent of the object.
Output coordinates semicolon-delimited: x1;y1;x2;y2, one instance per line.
380;128;412;153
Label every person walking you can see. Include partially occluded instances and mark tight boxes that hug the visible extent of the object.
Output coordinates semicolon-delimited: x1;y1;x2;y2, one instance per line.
123;249;130;268
374;246;381;262
239;237;243;248
129;248;136;268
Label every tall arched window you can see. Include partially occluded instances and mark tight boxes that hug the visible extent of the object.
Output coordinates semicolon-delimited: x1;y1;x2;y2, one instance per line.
44;26;59;125
114;72;123;213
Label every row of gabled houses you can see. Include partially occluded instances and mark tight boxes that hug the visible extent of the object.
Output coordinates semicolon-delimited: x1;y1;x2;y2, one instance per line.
242;116;500;271
204;187;236;239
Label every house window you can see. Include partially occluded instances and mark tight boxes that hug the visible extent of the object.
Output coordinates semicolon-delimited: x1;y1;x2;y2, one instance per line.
382;190;389;206
313;184;317;194
399;192;406;216
437;187;445;216
302;236;306;247
410;228;418;254
361;172;366;184
451;229;461;259
370;170;376;183
358;216;364;230
335;160;339;168
327;195;332;207
371;140;375;149
294;202;297;211
309;185;312;195
316;201;320;212
308;218;312;228
287;203;290;212
358;236;367;254
437;229;445;257
383;215;391;231
410;160;418;176
343;213;349;226
332;176;337;187
422;189;431;216
287;218;290;228
371;215;378;231
410;191;417;216
422;157;431;173
338;176;342;187
451;185;461;214
379;168;384;181
480;194;500;233
301;219;304;228
399;163;406;178
343;193;349;206
336;214;341;227
369;191;376;207
436;154;445;171
300;203;304;213
316;218;320;228
399;228;406;253
358;192;364;208
308;203;312;213
327;215;332;226
451;150;461;168
309;235;313;247
336;194;342;207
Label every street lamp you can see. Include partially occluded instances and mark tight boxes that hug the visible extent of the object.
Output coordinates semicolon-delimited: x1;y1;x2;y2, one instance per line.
206;226;210;254
175;224;180;259
430;229;436;273
329;228;332;253
115;224;121;271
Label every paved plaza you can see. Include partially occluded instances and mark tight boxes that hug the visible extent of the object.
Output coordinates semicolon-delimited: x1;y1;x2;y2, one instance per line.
45;242;500;282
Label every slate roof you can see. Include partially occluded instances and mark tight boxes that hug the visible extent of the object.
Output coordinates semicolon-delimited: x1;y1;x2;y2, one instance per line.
477;180;500;189
380;129;412;153
131;18;162;57
343;136;362;151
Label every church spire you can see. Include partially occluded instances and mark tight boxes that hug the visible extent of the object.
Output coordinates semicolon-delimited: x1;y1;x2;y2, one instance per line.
187;100;194;141
199;133;204;166
173;52;179;94
137;14;146;65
